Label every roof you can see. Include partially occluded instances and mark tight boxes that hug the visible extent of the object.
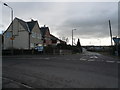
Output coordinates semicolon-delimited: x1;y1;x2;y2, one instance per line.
3;17;38;35
40;26;49;37
50;34;59;40
16;18;30;32
27;21;37;32
15;17;37;32
50;34;66;44
113;37;120;43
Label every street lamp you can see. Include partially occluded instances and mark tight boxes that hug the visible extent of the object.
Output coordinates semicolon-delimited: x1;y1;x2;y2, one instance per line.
4;3;14;54
108;20;113;46
72;29;76;46
4;3;13;21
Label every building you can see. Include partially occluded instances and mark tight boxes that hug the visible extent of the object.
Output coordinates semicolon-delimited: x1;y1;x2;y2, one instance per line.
50;34;66;46
3;17;43;50
40;26;52;46
113;37;120;56
0;34;2;53
40;25;66;46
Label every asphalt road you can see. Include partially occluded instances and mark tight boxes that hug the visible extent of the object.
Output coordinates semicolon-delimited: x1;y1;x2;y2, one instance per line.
2;51;120;88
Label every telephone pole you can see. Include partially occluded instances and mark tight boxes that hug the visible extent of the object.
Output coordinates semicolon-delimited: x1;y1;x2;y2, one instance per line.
108;20;113;46
4;3;14;54
72;29;76;46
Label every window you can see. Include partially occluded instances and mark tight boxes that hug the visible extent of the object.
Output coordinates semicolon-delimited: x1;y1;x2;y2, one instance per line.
30;43;34;48
6;32;12;38
37;34;41;39
32;32;36;38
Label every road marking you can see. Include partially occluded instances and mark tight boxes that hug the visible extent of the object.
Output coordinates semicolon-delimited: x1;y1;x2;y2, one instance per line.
106;61;115;63
66;59;78;60
88;59;95;62
66;59;70;60
80;58;87;61
44;58;50;60
117;61;120;63
3;77;33;88
90;56;98;59
14;57;50;60
52;57;56;58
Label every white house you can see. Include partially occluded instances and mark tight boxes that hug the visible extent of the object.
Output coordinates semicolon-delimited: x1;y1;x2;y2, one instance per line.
3;17;43;50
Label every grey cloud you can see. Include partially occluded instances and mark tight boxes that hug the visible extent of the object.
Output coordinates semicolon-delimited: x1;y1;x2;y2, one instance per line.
54;2;118;39
2;2;118;41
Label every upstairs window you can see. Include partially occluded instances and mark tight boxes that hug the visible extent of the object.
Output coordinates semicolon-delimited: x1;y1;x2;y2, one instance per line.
6;32;12;38
37;34;41;39
32;32;36;38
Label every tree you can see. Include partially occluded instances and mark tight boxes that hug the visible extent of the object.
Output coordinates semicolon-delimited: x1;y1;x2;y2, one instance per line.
76;38;82;53
77;38;80;47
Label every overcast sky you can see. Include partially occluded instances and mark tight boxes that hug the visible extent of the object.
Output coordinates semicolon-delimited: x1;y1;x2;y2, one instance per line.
0;1;119;45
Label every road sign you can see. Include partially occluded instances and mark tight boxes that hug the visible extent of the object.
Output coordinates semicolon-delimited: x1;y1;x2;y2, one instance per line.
10;37;14;40
37;46;44;51
113;38;120;43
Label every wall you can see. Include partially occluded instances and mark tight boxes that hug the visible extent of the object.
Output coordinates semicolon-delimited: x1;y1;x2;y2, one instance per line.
3;19;29;49
30;22;43;49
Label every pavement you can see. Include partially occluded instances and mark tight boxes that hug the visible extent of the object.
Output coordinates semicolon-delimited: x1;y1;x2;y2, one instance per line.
2;50;120;88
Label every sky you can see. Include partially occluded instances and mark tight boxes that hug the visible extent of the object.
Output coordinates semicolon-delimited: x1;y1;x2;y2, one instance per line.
0;0;119;46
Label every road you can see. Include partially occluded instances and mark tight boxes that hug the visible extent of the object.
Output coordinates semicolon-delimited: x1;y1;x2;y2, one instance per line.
2;50;120;88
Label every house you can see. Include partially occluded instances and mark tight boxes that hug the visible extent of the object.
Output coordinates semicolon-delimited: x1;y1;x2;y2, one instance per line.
3;17;43;50
50;34;66;46
40;25;66;46
0;34;2;51
113;37;120;56
113;37;120;45
40;25;52;46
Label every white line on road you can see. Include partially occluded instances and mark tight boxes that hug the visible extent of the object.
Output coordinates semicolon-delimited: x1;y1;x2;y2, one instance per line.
90;56;98;59
44;58;50;60
52;57;57;58
66;59;71;60
80;58;87;61
88;59;95;62
3;77;33;88
106;61;115;63
117;61;120;63
14;57;50;60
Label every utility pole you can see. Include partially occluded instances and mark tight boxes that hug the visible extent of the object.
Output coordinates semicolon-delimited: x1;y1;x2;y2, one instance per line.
72;29;76;46
108;20;113;46
4;3;14;55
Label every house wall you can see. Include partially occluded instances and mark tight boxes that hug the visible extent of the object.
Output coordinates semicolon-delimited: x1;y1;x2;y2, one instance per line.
3;19;29;49
13;31;29;49
3;31;12;49
30;22;43;49
44;30;52;46
0;35;2;55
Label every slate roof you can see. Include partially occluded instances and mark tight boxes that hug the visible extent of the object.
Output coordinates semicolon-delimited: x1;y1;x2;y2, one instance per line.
15;18;30;32
50;34;66;44
113;37;120;44
27;21;37;32
50;34;59;40
40;27;49;37
16;17;37;32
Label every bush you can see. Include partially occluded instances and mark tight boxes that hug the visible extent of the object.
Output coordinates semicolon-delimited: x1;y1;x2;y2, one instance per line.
44;45;54;54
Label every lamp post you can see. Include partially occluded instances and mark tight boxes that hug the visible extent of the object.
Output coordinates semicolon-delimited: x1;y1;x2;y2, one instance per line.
4;3;13;22
72;29;76;46
4;3;14;54
108;20;113;46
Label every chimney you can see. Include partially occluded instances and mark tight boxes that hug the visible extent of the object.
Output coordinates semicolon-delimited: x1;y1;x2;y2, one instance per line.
31;18;34;22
